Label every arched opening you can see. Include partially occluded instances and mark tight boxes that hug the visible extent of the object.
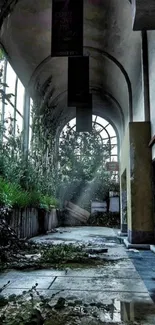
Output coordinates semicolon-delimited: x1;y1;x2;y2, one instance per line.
57;115;120;227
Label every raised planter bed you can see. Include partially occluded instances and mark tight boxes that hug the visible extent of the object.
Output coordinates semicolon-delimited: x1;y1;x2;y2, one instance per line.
4;207;58;239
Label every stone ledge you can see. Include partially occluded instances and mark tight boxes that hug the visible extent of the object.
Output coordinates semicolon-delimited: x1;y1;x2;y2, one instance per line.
117;231;128;237
150;245;155;254
124;238;150;250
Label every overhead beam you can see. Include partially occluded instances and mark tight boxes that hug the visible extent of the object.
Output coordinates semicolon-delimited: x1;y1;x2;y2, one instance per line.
132;0;155;30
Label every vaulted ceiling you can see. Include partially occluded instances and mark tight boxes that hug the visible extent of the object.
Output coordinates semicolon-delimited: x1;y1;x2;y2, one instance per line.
0;0;142;139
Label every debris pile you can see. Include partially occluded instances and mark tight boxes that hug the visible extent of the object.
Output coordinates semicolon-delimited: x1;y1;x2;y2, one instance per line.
0;218;39;269
0;219;108;271
0;284;120;325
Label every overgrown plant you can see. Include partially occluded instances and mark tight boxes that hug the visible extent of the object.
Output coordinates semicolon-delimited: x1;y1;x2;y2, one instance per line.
0;74;58;210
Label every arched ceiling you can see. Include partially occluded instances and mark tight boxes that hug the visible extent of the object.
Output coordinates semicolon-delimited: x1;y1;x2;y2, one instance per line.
0;0;141;135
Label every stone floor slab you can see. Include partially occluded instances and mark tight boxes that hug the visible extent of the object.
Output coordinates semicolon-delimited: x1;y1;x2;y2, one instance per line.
1;226;155;317
1;288;152;304
8;276;56;290
66;268;141;279
30;226;117;244
3;269;65;278
51;276;148;293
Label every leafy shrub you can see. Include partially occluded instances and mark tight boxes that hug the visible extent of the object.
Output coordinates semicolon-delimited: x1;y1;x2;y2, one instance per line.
0;178;58;210
0;178;30;208
39;195;59;210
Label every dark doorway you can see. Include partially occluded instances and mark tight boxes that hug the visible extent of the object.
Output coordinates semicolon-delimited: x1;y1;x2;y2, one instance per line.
121;169;127;233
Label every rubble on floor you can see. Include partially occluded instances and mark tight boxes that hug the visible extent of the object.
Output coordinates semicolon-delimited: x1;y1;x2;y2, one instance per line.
0;285;155;325
0;220;115;271
1;226;155;324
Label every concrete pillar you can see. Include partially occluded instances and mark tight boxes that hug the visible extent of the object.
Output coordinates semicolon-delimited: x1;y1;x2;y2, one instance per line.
120;122;154;244
128;122;154;244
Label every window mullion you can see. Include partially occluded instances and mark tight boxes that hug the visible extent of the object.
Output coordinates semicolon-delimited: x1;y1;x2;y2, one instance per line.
14;77;18;136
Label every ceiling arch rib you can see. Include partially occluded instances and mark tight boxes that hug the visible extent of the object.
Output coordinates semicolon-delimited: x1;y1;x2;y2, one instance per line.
28;47;132;122
0;0;141;138
28;48;129;133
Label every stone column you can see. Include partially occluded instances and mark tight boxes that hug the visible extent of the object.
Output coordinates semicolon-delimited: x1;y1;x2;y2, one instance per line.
128;122;154;244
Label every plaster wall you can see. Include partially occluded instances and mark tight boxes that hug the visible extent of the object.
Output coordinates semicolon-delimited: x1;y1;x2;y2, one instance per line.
132;67;145;122
120;125;131;229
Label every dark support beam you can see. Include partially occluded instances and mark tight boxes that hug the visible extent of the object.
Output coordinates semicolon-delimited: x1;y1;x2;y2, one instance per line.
132;0;155;30
141;31;150;122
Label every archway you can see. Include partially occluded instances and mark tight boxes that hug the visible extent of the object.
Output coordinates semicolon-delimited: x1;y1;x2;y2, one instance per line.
57;115;120;227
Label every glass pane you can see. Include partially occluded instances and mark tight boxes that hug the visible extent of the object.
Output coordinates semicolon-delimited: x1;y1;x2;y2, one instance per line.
69;118;76;128
6;62;16;104
4;106;14;137
30;98;33;126
0;59;5;72
106;124;116;137
100;129;108;139
0;59;4;119
16;79;24;116
111;136;117;145
97;116;108;127
16;113;23;134
95;123;103;133
111;146;118;156
111;156;118;161
29;126;32;148
103;138;109;145
0;98;2;121
2;135;8;143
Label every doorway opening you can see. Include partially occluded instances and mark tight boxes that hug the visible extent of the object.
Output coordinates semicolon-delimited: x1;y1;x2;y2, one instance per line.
121;169;127;234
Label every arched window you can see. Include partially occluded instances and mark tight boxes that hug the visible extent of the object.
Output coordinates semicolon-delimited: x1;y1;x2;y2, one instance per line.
59;115;118;180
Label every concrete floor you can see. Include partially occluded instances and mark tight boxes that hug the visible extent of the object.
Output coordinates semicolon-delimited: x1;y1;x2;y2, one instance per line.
1;226;155;324
30;226;118;245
